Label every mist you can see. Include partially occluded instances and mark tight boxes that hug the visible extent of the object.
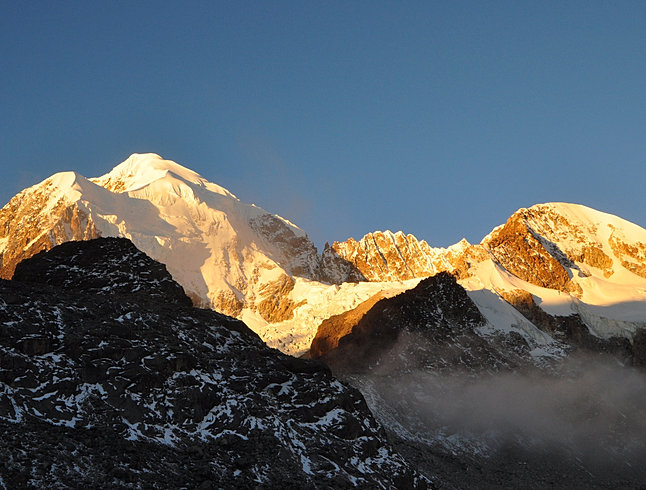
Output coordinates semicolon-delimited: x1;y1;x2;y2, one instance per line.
359;354;646;472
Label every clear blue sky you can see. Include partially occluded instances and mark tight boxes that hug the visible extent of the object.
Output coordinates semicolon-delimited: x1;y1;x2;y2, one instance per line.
1;1;645;248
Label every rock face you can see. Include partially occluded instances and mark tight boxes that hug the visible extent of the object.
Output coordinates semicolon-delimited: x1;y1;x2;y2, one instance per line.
319;273;531;374
484;210;576;293
328;231;485;282
317;242;367;284
309;291;392;359
0;180;100;280
0;238;424;488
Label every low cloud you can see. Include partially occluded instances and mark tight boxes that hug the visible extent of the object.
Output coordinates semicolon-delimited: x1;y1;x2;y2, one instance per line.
364;354;646;472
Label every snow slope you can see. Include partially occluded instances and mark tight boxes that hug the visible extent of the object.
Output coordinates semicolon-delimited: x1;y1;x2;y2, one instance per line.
0;154;321;324
471;203;646;341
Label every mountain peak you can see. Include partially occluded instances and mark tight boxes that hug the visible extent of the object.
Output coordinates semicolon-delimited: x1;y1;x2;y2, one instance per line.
47;170;84;189
91;153;236;198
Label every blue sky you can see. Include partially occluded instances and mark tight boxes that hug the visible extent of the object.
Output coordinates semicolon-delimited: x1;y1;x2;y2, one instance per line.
1;1;645;248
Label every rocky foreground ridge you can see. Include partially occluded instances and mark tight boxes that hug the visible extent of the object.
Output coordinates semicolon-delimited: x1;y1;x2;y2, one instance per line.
0;238;425;488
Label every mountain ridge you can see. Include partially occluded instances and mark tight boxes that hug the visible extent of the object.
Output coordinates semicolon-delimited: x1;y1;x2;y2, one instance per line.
0;237;424;487
2;154;646;357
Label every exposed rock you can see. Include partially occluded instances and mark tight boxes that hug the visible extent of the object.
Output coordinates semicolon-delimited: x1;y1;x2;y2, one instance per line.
0;238;426;488
330;231;436;282
310;291;392;358
317;242;366;283
13;237;191;307
211;289;245;318
499;289;633;363
608;228;646;279
254;274;303;323
321;272;532;375
570;245;614;278
4;158;646;365
483;211;573;293
248;214;320;279
0;183;100;280
328;231;488;283
444;242;490;279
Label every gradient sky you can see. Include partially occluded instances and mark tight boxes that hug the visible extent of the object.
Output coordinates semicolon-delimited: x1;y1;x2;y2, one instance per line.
1;1;645;249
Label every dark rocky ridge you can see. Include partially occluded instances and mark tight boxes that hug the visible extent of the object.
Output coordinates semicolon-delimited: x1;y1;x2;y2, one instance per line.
320;272;533;375
316;272;646;489
309;291;390;359
0;238;425;488
12;237;192;306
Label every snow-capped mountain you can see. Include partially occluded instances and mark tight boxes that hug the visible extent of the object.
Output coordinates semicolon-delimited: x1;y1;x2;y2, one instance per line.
3;153;646;487
0;153;420;354
0;153;321;322
315;229;646;488
329;202;646;348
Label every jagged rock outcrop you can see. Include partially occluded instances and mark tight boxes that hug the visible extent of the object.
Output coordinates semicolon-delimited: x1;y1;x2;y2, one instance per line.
321;272;532;374
0;238;426;488
327;231;486;282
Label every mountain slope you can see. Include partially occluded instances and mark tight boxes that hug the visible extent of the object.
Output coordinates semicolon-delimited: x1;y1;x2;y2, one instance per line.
0;154;322;323
0;237;424;488
318;272;536;373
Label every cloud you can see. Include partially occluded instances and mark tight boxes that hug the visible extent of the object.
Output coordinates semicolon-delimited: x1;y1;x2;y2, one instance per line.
364;353;646;473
